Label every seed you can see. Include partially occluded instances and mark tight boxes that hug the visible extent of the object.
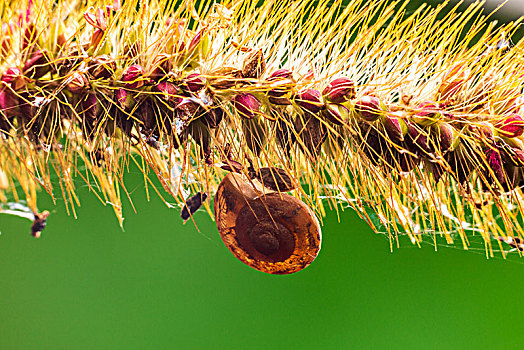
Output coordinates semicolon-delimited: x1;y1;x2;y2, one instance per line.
294;113;326;158
149;53;173;79
121;64;145;88
242;49;266;79
88;55;116;79
413;101;441;126
484;147;505;185
496;114;524;138
322;103;349;125
267;69;293;81
433;122;459;153
202;106;224;129
405;122;432;154
382;112;407;141
498;137;524;167
242;115;267;156
232;93;262;119
355;95;382;122
184;73;206;92
295;89;323;114
322;77;355;103
67;72;90;94
153;81;182;105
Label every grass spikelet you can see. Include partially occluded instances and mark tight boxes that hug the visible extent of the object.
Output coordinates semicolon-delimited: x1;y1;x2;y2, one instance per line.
1;0;524;260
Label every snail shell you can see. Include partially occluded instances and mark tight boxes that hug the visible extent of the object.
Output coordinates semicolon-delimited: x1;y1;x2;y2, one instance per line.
214;173;321;274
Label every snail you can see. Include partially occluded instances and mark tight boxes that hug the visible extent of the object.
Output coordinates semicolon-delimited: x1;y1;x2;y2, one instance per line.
214;172;321;274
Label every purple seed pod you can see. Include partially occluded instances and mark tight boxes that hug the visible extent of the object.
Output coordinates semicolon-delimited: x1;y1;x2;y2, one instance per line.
135;98;158;135
295;89;323;114
23;49;51;79
294;112;326;158
88;55;116;79
187;30;203;53
382;112;407;141
232;93;261;119
115;88;136;111
1;67;21;84
149;53;173;79
4;69;29;91
0;87;18;118
394;147;420;173
355;95;382;122
188;119;212;161
153;81;182;105
485;147;506;184
184;73;206;92
322;77;355;103
417;101;439;113
496;114;524;138
267;73;293;101
115;88;127;108
121;64;145;88
406;121;433;154
356;121;383;166
67;72;90;94
499;137;524;167
322;103;349;125
433;122;458;153
267;69;293;81
469;121;494;140
114;91;138;138
500;163;523;192
413;101;441;126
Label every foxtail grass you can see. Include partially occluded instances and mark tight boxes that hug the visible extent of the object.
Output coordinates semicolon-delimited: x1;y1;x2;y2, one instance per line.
1;0;524;257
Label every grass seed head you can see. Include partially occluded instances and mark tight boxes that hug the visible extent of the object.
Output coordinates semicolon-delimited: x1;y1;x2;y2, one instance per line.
2;0;524;260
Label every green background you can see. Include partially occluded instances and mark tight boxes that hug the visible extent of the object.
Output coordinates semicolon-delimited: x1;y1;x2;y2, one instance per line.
2;1;524;349
2;167;524;349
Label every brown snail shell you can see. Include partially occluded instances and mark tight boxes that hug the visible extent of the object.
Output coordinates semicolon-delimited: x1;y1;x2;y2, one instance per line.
214;173;321;274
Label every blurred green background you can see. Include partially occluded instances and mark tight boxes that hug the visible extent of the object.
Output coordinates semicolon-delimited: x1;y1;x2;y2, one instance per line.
2;1;524;349
3;168;524;349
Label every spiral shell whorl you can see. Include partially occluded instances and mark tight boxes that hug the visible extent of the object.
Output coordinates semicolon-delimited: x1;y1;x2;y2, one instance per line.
214;173;321;274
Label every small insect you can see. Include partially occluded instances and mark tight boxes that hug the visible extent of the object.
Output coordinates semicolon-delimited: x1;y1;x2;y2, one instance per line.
31;211;50;238
181;192;208;221
495;236;524;252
